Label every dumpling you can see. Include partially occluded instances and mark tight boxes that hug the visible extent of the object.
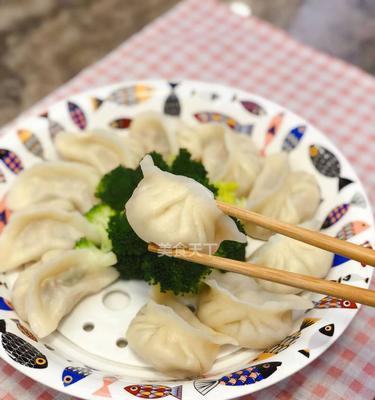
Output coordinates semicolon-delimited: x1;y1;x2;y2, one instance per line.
129;112;179;160
175;122;219;160
12;248;118;337
126;299;236;378
55;130;144;173
0;205;101;272
6;161;100;213
201;125;262;197
125;155;246;252
197;271;312;349
248;220;333;294
244;153;320;240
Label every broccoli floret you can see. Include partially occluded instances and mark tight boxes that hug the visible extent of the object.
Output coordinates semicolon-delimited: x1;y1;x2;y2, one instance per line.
74;237;98;249
171;149;218;195
85;203;116;251
107;212;147;280
95;166;142;211
146;151;170;171
142;254;211;295
215;218;247;261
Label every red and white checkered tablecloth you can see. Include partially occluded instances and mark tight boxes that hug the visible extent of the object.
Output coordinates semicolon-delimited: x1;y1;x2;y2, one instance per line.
0;0;374;399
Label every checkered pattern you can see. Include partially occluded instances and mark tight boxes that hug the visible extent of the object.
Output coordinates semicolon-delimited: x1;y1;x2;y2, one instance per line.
0;0;374;399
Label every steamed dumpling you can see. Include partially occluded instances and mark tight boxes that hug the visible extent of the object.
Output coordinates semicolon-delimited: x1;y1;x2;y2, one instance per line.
126;299;236;378
6;161;100;213
12;248;118;337
55;130;144;173
125;155;246;252
248;220;333;294
129;112;179;159
201;125;262;197
244;153;320;240
0;205;100;272
197;271;312;349
176;122;220;160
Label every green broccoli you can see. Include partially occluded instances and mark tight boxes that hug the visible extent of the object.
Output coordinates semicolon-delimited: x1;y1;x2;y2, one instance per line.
74;237;98;249
171;149;218;195
107;212;147;280
215;218;247;261
85;203;116;251
95;166;142;211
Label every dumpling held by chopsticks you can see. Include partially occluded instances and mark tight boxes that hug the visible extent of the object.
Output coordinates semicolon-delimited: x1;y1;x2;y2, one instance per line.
125;155;246;253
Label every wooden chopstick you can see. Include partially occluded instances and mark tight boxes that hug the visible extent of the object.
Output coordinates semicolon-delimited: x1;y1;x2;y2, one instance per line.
148;243;375;307
216;200;375;267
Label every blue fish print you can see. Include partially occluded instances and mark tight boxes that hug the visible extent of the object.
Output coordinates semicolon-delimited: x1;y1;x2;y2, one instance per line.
0;297;13;311
281;125;306;152
62;366;92;387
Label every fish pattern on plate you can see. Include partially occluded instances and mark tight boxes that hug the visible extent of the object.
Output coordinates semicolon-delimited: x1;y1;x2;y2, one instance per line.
298;323;335;358
17;130;45;159
194;361;282;395
281;126;306;152
253;318;319;361
309;145;353;191
0;320;47;368
93;84;153;109
125;384;183;399
0;149;24;174
194;112;253;134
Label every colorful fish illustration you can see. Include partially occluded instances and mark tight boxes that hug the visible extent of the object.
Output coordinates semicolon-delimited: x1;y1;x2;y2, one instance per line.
62;366;92;387
110;118;132;129
11;319;38;342
125;384;182;399
281;125;306;152
332;241;372;267
298;323;335;358
194;362;281;396
253;318;319;361
308;296;357;311
261;113;284;155
333;273;369;285
240;101;266;116
0;149;24;174
309;145;353;191
335;221;370;240
17;130;45;159
0;297;13;311
92;84;153;109
93;377;117;397
191;89;219;101
67;101;87;130
164;82;181;116
0;197;11;232
40;112;65;140
194;112;253;134
321;193;365;229
0;320;47;368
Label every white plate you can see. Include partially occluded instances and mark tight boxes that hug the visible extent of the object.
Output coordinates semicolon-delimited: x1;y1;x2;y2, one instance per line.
0;80;373;400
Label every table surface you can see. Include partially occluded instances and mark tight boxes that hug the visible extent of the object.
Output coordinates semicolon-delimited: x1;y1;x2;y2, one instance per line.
0;0;375;399
1;0;375;127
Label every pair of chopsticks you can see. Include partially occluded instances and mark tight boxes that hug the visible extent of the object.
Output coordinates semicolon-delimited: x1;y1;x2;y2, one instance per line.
148;200;375;307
